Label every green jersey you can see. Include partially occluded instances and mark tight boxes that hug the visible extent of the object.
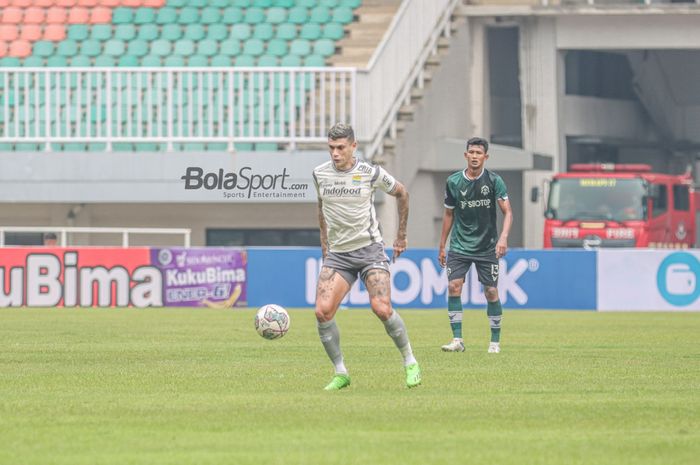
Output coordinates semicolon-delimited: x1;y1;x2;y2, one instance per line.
444;168;508;256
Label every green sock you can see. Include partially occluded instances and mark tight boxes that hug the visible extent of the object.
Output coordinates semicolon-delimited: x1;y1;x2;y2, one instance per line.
487;300;502;343
448;296;463;339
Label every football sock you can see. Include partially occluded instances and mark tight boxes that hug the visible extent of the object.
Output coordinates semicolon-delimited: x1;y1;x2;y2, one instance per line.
448;296;463;340
487;300;502;343
383;310;417;366
317;319;347;374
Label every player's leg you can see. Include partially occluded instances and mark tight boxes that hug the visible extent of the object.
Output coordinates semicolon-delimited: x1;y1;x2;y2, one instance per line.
315;265;352;389
475;258;502;353
364;268;421;388
441;253;469;352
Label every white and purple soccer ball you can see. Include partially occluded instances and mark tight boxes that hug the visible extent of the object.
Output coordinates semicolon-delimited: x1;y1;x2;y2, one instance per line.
254;304;290;340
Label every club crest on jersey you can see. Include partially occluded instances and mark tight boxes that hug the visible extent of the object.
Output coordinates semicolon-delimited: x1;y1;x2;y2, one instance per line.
352;175;361;185
481;185;490;196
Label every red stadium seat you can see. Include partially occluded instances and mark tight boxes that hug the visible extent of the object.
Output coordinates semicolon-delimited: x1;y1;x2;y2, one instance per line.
9;39;32;57
43;23;66;41
0;41;7;57
0;24;19;41
55;0;77;6
46;7;68;24
77;0;98;5
141;0;164;7
34;0;56;7
89;6;111;23
99;0;120;7
20;24;42;41
1;7;24;24
68;7;90;23
23;7;46;24
0;0;9;7
11;0;32;7
121;0;142;7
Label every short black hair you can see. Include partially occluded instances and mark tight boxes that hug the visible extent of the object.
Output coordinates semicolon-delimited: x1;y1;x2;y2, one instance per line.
466;137;489;153
43;232;57;240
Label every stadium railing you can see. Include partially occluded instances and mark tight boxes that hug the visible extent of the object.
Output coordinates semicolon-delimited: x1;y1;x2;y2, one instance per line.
0;226;192;247
0;66;355;151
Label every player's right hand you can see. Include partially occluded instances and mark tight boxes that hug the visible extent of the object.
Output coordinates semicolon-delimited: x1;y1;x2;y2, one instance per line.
438;248;446;268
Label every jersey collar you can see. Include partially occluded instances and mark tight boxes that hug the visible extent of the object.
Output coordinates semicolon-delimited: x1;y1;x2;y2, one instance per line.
332;157;358;173
462;168;485;182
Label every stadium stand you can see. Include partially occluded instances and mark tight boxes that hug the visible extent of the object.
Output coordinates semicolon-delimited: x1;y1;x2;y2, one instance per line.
0;0;369;151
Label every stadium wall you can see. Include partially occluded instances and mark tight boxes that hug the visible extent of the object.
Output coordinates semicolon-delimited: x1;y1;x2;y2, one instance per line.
2;248;698;311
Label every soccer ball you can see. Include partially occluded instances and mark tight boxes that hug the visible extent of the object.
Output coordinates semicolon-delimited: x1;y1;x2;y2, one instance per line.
254;304;290;340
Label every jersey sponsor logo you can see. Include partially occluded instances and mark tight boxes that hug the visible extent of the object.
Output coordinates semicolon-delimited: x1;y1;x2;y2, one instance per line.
381;175;393;189
321;185;362;197
352;175;361;185
481;185;490;196
460;199;492;209
460;189;468;197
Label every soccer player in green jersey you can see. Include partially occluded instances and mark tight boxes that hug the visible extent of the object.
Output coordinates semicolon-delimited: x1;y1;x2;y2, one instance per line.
312;123;421;390
438;137;513;354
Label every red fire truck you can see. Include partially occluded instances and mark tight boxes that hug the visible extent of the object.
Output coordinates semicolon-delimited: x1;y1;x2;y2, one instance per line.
541;163;696;249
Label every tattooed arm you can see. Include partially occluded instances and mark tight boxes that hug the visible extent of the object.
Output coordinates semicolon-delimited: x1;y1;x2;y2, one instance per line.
390;182;409;262
317;199;328;259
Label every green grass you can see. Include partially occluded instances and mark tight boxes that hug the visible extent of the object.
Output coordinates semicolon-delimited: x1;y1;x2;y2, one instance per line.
0;309;698;465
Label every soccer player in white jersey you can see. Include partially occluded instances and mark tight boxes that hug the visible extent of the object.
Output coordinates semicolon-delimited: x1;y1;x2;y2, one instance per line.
311;123;421;390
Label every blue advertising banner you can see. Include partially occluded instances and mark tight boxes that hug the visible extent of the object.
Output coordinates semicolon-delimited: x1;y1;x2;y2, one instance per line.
247;248;596;310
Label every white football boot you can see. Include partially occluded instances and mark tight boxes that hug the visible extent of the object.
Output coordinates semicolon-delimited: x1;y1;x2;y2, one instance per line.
487;342;501;354
441;338;465;352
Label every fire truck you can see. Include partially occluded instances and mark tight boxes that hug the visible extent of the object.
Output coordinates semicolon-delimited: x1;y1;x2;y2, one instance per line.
540;163;696;249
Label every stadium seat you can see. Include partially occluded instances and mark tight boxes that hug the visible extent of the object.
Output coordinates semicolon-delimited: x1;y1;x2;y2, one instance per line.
310;6;331;24
200;7;221;25
115;24;137;41
253;23;274;41
68;25;90;41
21;25;43;41
222;7;244;25
206;24;228;41
323;23;345;40
24;7;47;25
184;24;205;41
288;7;308;24
187;54;208;66
178;7;200;25
276;23;297;41
332;7;354;24
118;54;140;66
0;25;19;42
43;24;67;41
162;24;182;41
196;39;217;57
138;24;159;41
231;24;252;41
1;7;23;24
112;8;134;25
266;7;287;24
127;39;148;57
91;24;113;42
134;8;156;25
219;38;241;57
89;7;112;24
174;39;195;56
68;8;90;24
300;23;322;41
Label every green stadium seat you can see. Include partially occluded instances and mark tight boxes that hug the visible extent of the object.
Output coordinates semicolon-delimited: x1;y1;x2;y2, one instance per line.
94;56;115;66
156;7;178;25
142;55;162;66
68;25;89;41
174;39;195;56
276;23;297;41
206;143;229;151
70;55;92;66
289;39;311;56
310;6;331;23
24;56;45;66
296;0;317;7
222;7;244;25
273;0;295;6
134;8;156;25
266;39;287;57
184;24;206;41
211;55;233;66
253;0;273;6
313;38;335;56
255;142;279;151
188;55;208;66
217;38;240;57
231;24;252;41
47;56;69;67
332;7;354;24
57;40;79;57
112;8;134;24
33;41;55;57
280;54;301;66
235;55;255;66
118;55;140;66
152;39;172;57
197;39;218;57
207;24;228;41
340;0;361;7
162;24;183;41
300;23;321;40
254;23;274;41
266;7;287;24
232;0;252;6
91;24;112;42
244;7;265;24
179;7;200;25
164;55;185;67
304;54;325;66
200;7;221;24
0;57;21;67
257;55;278;66
187;0;207;7
209;0;230;7
235;142;254;151
323;23;344;40
288;7;308;24
168;0;187;6
115;24;137;41
104;39;126;56
138;24;159;41
243;39;265;57
128;39;149;56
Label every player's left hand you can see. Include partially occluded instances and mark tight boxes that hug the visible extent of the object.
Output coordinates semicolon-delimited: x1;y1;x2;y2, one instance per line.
392;237;407;263
495;238;508;259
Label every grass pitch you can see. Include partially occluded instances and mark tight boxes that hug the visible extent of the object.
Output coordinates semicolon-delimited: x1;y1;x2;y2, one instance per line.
0;308;698;465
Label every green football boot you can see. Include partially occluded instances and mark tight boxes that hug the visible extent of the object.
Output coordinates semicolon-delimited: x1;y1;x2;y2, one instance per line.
324;373;351;391
405;363;422;388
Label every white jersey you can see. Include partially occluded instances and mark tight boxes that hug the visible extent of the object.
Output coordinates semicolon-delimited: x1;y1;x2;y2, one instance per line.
313;158;397;253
